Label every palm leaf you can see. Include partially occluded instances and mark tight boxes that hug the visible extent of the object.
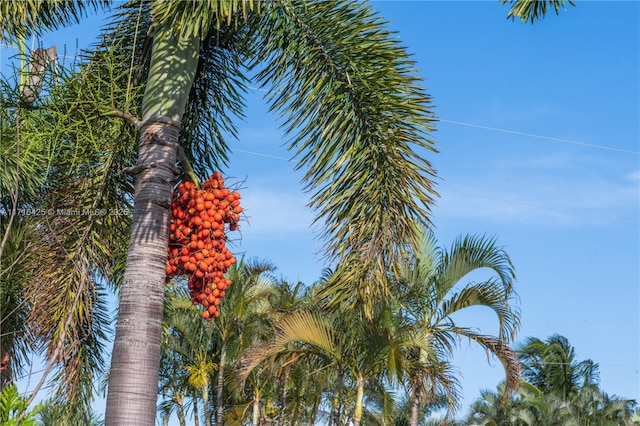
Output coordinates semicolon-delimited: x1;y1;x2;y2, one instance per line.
445;327;521;400
435;279;520;342
0;0;111;43
240;309;339;380
149;0;258;38
253;0;438;316
435;233;516;304
500;0;576;24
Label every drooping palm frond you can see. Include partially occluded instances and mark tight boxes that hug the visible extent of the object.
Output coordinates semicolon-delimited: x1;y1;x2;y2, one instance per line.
4;45;138;414
0;0;111;43
500;0;576;24
239;309;340;382
252;0;438;316
435;234;516;305
444;327;521;400
179;24;250;178
435;279;520;342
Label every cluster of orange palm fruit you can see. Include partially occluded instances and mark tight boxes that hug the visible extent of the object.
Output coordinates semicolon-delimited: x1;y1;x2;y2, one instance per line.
165;172;242;320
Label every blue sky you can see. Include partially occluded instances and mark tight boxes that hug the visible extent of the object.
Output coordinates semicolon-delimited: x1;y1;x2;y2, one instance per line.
3;0;638;421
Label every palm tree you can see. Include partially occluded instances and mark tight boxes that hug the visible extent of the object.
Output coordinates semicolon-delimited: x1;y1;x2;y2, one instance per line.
517;334;598;400
396;228;521;424
465;381;543;426
240;306;410;426
1;42;134;422
569;385;636;425
3;3;437;423
161;285;219;426
467;335;637;426
466;387;517;426
211;258;278;425
0;1;573;424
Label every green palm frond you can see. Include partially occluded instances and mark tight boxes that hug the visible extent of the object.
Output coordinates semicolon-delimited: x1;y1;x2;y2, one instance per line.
436;279;520;342
240;309;339;380
253;0;438;316
0;111;50;209
149;0;258;38
500;0;576;24
179;24;250;176
435;234;516;303
0;0;111;43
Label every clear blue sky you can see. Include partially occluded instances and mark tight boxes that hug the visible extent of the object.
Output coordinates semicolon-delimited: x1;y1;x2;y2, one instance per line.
3;0;638;420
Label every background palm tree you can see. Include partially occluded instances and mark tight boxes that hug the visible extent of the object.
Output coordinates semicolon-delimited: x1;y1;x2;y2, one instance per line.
240;306;409;426
466;335;637;426
517;334;598;400
212;258;278;425
395;228;521;423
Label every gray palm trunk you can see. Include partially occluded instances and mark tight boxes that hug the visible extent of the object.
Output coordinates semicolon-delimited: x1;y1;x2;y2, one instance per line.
104;24;200;426
410;390;421;426
202;383;212;426
103;121;178;425
215;340;227;426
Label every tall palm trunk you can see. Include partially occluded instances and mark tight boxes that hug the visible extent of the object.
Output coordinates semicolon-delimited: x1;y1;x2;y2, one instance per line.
215;339;227;426
202;383;212;426
330;367;345;426
352;376;365;426
278;364;291;426
409;389;421;426
252;391;260;426
193;397;200;426
104;23;200;426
